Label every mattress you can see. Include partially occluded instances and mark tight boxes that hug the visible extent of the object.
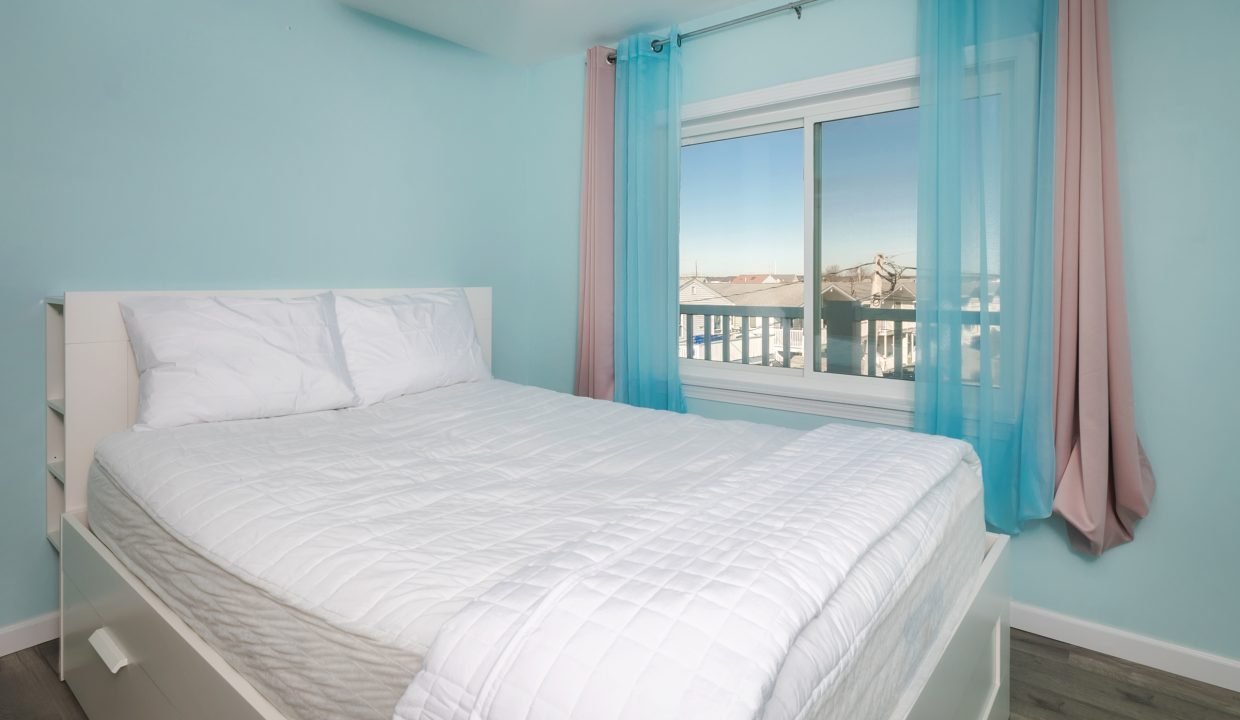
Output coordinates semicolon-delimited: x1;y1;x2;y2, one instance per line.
797;461;981;720
87;379;983;720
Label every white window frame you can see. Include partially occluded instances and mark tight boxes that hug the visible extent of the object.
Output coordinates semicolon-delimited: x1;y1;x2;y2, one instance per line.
679;59;922;427
678;36;1038;427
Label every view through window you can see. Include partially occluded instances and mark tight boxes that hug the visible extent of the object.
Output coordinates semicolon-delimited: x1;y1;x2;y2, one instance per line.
679;108;923;380
679;128;805;367
816;107;919;379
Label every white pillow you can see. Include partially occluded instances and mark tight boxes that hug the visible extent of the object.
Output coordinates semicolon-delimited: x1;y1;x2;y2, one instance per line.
120;293;358;430
333;289;490;405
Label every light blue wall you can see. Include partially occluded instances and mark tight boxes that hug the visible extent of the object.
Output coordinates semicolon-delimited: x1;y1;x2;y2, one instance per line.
489;57;585;391
5;0;1236;664
1010;0;1240;660
0;0;582;628
680;0;918;103
679;0;1240;660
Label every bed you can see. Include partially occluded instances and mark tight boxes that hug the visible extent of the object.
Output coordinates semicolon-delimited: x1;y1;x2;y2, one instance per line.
54;288;1010;720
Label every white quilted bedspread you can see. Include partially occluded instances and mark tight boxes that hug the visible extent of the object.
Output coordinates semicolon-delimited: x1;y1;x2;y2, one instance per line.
93;380;978;720
395;417;977;720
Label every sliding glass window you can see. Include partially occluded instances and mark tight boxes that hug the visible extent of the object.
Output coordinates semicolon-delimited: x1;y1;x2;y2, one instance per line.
679;104;922;387
813;107;920;380
679;128;805;367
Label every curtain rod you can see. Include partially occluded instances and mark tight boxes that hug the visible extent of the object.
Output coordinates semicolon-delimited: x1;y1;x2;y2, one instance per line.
605;0;825;64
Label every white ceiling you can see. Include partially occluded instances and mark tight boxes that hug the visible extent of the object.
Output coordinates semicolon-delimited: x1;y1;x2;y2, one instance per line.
340;0;757;64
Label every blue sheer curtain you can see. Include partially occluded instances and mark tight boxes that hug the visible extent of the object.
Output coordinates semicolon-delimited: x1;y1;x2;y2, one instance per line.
916;0;1057;532
613;34;686;412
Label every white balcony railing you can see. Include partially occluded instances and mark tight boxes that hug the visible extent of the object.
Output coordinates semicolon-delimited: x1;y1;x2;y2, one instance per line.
680;302;999;380
679;304;804;367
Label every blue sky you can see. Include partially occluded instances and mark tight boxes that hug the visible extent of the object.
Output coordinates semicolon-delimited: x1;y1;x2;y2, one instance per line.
680;107;920;277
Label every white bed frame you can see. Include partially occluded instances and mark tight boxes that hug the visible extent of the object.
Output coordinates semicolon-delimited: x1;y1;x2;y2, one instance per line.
52;288;1009;720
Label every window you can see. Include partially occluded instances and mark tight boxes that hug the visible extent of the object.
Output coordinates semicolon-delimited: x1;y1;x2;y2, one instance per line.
677;62;929;419
814;107;919;381
680;128;804;365
681;107;920;379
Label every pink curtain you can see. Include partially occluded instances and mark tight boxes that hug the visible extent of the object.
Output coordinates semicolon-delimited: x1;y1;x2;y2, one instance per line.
1052;0;1155;555
574;47;616;400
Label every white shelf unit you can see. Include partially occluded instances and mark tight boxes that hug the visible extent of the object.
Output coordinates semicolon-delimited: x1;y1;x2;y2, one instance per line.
49;292;144;681
47;293;134;554
46;297;66;552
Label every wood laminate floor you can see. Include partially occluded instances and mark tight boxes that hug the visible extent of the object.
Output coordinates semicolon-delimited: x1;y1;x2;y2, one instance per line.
1011;630;1240;720
0;641;84;720
2;632;1237;719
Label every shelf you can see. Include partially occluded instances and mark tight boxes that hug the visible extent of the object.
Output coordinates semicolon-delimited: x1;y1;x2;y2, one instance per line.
46;297;66;555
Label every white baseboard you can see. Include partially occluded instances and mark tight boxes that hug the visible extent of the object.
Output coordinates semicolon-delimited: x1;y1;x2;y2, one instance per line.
0;611;59;658
1011;601;1240;693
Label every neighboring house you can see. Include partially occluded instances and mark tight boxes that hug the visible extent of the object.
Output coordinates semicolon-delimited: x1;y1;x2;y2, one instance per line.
714;281;805;308
823;276;917;305
729;273;801;284
678;278;804;333
679;278;726;305
678;278;734;342
821;277;918;377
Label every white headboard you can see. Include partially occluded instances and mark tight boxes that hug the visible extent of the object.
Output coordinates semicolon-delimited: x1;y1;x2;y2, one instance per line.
54;288;491;520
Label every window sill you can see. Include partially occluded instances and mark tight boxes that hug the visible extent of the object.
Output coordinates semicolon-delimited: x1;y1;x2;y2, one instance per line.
680;362;915;428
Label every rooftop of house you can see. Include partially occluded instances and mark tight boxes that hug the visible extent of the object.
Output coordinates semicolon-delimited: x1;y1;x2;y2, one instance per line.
681;272;1001;308
729;273;804;284
681;275;920;307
